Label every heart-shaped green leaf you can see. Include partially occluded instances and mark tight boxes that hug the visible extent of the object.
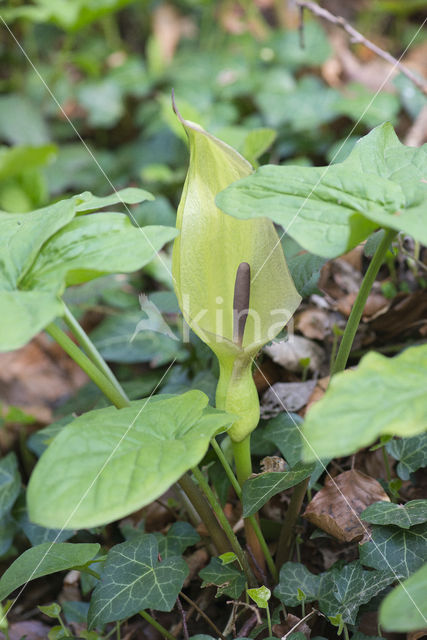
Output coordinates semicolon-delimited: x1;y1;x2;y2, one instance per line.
27;391;233;529
21;214;177;292
302;345;427;461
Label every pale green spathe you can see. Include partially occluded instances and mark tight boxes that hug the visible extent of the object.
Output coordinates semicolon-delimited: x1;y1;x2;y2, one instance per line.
172;114;301;441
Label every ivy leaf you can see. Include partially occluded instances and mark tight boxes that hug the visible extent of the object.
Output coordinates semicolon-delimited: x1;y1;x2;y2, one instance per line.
157;522;200;558
199;557;246;599
88;535;188;628
360;523;427;578
21;214;177;292
242;461;315;517
27;391;233;529
386;434;427;481
0;543;100;600
379;562;427;632
274;562;320;606
361;500;427;529
0;453;21;518
74;187;154;213
275;561;394;625
302;345;427;461
318;562;395;624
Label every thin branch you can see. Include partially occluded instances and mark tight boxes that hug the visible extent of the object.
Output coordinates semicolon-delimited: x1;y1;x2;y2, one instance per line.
296;0;427;95
179;592;227;640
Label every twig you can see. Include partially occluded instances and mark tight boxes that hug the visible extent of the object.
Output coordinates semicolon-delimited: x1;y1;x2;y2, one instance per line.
176;597;189;640
276;478;309;570
296;0;427;95
179;591;227;640
281;609;322;640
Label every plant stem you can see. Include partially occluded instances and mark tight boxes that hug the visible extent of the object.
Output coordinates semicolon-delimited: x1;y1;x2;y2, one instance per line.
211;437;278;582
45;322;129;409
191;466;256;586
276;478;309;570
139;610;176;640
331;228;396;376
178;473;231;556
266;604;272;637
232;436;266;579
62;303;129;406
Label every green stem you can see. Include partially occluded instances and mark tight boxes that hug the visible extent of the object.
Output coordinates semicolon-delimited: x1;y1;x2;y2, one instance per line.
62;303;129;406
45;322;129;409
178;473;231;556
343;623;350;640
276;478;309;570
211;438;278;582
232;437;266;579
331;228;397;376
139;610;176;640
266;604;272;637
191;466;256;586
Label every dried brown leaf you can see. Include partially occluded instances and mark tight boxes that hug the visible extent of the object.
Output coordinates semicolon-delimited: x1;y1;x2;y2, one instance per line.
303;470;390;542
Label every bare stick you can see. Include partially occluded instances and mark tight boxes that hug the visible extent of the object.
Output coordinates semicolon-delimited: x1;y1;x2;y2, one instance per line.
296;0;427;95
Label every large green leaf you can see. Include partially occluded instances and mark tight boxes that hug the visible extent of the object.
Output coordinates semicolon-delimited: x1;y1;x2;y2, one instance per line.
0;453;21;518
74;187;154;213
361;500;427;529
199;557;246;599
0;542;100;601
242;461;315;517
217;123;427;258
360;523;427;579
386;433;427;480
379;562;427;632
88;535;188;628
302;345;427;461
27;391;233;529
0;199;75;290
0;290;64;352
21;214;177;292
0;144;57;180
217;161;401;259
342;123;427;244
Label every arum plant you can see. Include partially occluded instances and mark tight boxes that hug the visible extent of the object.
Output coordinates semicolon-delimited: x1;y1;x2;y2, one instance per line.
171;98;301;569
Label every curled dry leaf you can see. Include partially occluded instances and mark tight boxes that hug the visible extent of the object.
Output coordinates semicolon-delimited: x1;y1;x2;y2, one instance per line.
260;380;317;419
296;308;332;340
264;335;325;373
303;470;390;542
